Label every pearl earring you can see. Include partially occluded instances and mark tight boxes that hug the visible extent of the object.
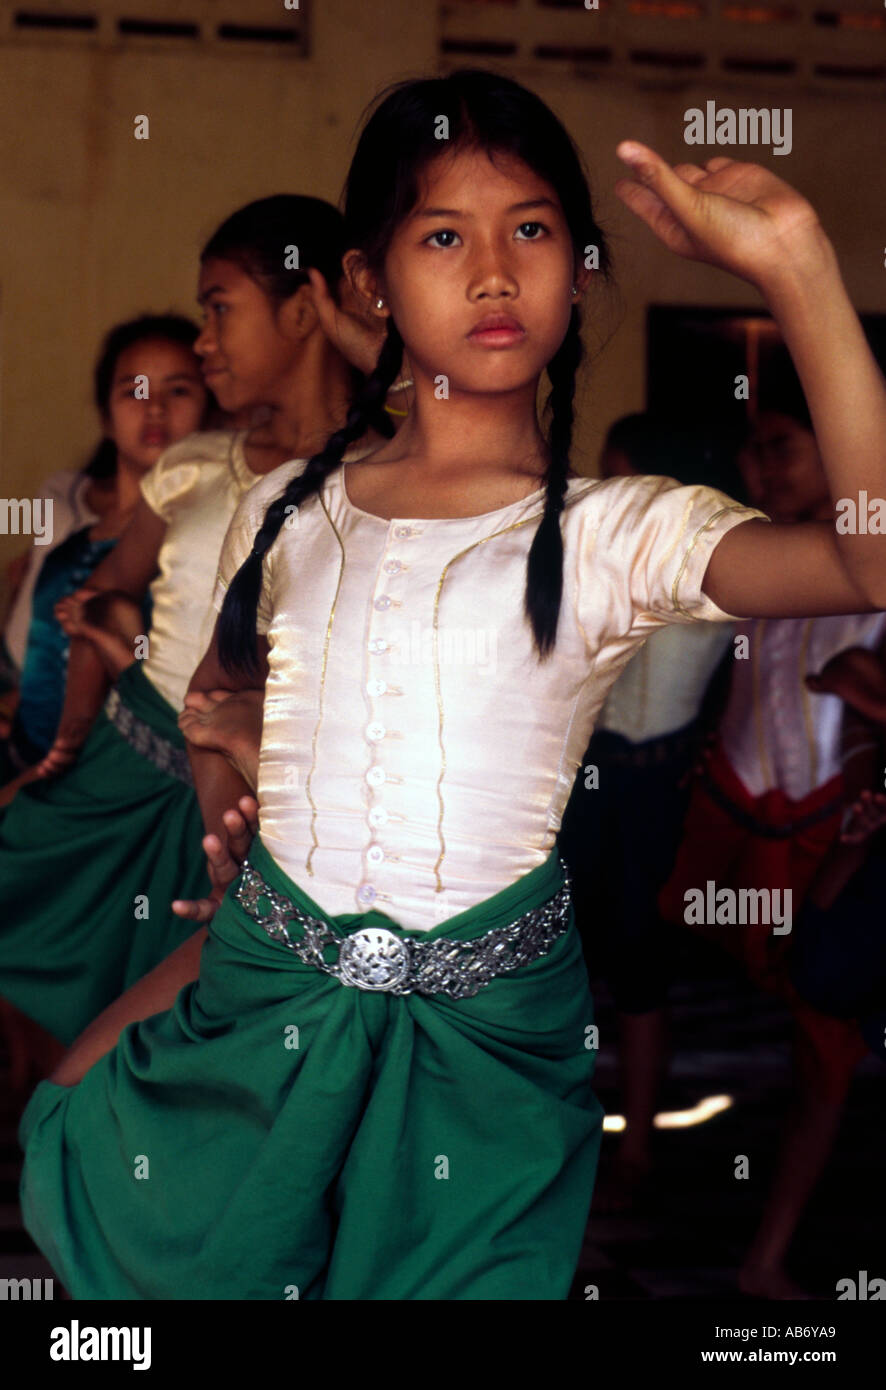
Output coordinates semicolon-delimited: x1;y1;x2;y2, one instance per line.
570;285;578;297
376;297;385;310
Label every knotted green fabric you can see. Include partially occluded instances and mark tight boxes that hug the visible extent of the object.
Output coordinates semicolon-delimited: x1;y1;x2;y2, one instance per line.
20;834;603;1299
0;662;209;1044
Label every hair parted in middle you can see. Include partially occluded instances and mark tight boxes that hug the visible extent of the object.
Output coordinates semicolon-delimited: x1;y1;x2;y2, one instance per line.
217;68;612;676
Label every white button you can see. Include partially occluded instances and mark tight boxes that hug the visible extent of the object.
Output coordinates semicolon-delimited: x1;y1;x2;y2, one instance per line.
366;765;386;786
366;722;386;742
383;560;402;575
374;596;392;611
369;639;389;654
367;845;385;866
367;678;388;696
394;526;412;538
368;806;389;828
357;882;377;905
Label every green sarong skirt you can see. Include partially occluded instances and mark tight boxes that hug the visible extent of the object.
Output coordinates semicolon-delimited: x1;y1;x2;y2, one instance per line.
0;662;210;1044
19;834;604;1300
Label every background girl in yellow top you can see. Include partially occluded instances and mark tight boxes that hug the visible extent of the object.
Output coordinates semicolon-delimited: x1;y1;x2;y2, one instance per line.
0;195;388;1059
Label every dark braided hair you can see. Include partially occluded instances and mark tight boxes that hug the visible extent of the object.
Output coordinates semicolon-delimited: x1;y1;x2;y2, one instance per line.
528;307;585;656
218;321;403;675
218;69;611;674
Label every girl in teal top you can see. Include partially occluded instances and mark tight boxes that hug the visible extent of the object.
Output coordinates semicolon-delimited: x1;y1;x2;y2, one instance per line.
1;315;206;779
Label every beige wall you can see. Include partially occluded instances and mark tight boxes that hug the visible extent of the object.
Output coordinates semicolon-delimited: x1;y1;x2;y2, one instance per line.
1;0;884;572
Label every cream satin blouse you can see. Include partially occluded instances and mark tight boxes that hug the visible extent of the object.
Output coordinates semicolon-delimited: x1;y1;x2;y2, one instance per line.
214;463;767;931
139;430;255;710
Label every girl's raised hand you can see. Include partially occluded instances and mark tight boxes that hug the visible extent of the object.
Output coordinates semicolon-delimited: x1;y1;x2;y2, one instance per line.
614;141;824;289
307;266;386;376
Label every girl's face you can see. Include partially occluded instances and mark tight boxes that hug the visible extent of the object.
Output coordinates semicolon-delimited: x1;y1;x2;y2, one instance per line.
195;258;305;413
751;411;830;522
378;147;581;399
104;339;206;472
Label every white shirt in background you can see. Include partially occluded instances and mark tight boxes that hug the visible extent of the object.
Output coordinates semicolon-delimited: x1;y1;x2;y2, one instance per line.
719;612;886;800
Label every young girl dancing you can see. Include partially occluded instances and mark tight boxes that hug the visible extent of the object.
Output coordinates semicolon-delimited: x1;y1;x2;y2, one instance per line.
0;196;387;1048
19;69;886;1301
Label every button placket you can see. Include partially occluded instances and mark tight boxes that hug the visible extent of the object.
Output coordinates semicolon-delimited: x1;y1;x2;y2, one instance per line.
359;527;418;911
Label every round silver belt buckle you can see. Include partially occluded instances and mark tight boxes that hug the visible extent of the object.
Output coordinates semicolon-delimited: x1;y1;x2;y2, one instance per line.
337;927;411;991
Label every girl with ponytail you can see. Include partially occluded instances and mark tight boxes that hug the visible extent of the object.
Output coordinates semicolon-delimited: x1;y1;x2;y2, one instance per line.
0;195;391;1060
22;69;886;1301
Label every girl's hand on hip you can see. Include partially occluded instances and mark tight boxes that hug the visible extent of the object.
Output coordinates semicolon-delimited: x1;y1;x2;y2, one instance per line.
172;796;259;923
614;141;826;290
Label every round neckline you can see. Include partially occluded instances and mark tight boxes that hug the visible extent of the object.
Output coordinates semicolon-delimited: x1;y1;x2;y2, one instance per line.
229;430;258;489
338;462;585;525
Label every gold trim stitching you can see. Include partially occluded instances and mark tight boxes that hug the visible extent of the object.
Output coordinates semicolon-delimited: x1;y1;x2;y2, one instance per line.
671;505;764;618
303;490;347;876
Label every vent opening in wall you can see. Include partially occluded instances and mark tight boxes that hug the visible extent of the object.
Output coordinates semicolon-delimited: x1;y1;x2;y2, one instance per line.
438;0;886;92
720;54;797;73
14;9;98;30
216;23;301;45
117;17;199;39
9;3;308;53
630;47;706;66
721;4;798;22
814;60;886;77
814;7;886;26
533;43;613;59
440;37;519;54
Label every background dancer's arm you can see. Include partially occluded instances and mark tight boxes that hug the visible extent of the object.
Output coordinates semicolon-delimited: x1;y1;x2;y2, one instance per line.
49;927;208;1087
179;688;263;790
185;625;268;844
34;500;166;776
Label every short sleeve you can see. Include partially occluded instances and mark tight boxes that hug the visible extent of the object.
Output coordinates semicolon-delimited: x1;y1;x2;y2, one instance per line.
211;458;307;637
140;450;204;522
586;474;770;630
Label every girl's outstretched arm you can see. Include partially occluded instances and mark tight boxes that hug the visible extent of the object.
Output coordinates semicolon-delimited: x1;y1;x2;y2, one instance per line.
186;620;268;844
615;144;886;616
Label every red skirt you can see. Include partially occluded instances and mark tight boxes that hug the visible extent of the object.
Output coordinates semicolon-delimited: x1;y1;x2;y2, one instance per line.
658;737;868;1100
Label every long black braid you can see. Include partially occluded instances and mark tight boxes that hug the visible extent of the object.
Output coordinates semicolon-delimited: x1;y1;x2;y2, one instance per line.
525;309;584;660
218;320;404;676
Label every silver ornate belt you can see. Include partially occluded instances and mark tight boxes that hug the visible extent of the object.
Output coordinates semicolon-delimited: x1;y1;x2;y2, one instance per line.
103;686;194;787
234;858;573;998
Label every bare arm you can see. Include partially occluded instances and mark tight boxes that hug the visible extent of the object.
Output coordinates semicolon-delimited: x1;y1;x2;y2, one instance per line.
702;519;881;620
84;497;167;598
49;927;208;1086
186;620;269;843
615;144;886;615
32;501;168;776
